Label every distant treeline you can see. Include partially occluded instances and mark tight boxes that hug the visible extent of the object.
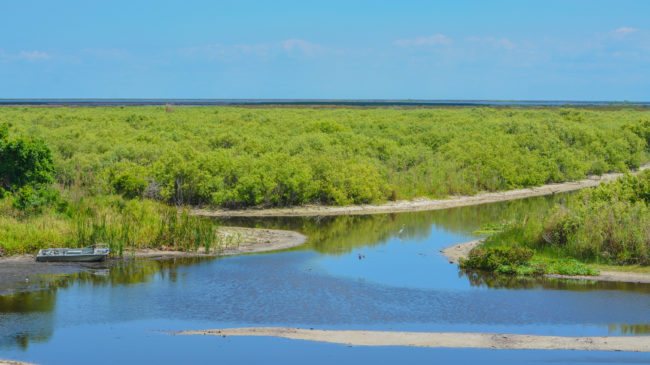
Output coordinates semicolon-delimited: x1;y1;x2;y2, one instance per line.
2;106;649;208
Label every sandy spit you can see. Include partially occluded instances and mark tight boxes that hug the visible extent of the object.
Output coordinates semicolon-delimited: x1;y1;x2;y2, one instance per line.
440;240;650;284
133;226;306;259
0;360;34;365
174;327;650;352
192;164;649;217
440;240;483;264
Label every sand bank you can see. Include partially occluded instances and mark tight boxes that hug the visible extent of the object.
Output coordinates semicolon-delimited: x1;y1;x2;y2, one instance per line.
133;226;306;259
0;360;33;365
174;327;650;352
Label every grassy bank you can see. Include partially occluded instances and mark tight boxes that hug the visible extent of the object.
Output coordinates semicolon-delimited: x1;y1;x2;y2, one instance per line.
461;170;650;275
0;191;221;256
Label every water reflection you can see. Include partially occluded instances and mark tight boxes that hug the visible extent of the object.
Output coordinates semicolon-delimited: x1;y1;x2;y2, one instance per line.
460;269;650;293
219;193;568;255
0;257;211;349
609;323;650;335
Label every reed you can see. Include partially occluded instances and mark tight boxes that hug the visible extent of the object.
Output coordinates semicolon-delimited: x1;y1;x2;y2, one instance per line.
0;193;220;255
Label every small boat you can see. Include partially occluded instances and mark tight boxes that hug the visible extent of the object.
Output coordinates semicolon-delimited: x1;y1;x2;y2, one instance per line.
36;244;110;262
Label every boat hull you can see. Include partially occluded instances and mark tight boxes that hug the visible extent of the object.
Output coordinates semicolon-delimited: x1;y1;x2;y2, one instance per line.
36;254;107;262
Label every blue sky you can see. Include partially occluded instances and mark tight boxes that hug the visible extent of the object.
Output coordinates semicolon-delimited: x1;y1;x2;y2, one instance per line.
1;0;649;100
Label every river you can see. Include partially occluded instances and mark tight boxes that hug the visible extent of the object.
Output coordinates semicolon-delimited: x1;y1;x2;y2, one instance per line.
1;193;649;364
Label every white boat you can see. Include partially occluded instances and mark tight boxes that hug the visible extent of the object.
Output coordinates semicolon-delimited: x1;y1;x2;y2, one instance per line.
36;244;110;262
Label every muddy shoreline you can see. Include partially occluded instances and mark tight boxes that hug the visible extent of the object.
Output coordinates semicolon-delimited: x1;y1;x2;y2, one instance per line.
440;240;650;284
193;164;649;217
0;227;306;295
174;327;650;352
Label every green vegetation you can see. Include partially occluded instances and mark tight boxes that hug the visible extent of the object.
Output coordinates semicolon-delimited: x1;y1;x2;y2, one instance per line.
459;244;597;276
2;106;648;208
1;106;649;255
464;170;650;275
472;221;514;235
541;171;650;265
0;124;221;256
0;123;55;193
0;192;222;255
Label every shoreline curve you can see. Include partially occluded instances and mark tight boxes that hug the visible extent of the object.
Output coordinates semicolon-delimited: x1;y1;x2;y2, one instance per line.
440;240;650;284
0;227;306;295
193;164;649;217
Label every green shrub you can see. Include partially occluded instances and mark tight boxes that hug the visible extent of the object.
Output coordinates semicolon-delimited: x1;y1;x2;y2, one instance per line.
0;124;55;191
12;185;67;213
460;246;534;271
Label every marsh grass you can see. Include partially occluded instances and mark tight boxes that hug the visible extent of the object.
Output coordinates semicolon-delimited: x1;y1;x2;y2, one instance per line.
0;192;220;255
469;170;650;273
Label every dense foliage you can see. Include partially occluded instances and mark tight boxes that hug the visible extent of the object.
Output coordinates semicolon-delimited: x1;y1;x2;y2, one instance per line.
540;170;650;265
0;126;221;255
1;106;648;208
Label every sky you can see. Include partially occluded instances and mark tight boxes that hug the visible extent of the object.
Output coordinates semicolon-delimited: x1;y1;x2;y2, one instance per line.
1;0;649;100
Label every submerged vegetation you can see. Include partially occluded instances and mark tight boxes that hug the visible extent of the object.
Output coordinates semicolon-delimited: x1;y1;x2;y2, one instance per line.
0;106;649;256
463;170;650;275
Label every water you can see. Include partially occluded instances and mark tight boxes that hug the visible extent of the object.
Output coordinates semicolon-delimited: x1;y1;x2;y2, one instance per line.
1;194;649;364
1;98;649;107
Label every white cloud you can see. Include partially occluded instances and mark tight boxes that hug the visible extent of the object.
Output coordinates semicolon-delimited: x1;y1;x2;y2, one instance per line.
282;39;330;56
180;44;226;59
82;48;130;59
393;34;451;47
612;27;639;39
0;50;51;62
17;50;51;61
468;37;516;50
180;39;334;60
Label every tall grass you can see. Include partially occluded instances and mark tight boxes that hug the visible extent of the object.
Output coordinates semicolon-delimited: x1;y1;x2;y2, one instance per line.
484;170;650;266
0;192;221;256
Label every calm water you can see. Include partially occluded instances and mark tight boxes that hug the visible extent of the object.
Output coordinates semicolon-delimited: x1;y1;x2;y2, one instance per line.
1;194;650;364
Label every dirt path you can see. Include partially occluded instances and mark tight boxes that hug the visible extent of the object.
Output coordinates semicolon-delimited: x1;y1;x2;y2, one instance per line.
174;327;650;352
0;227;306;295
193;164;649;217
440;240;650;284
